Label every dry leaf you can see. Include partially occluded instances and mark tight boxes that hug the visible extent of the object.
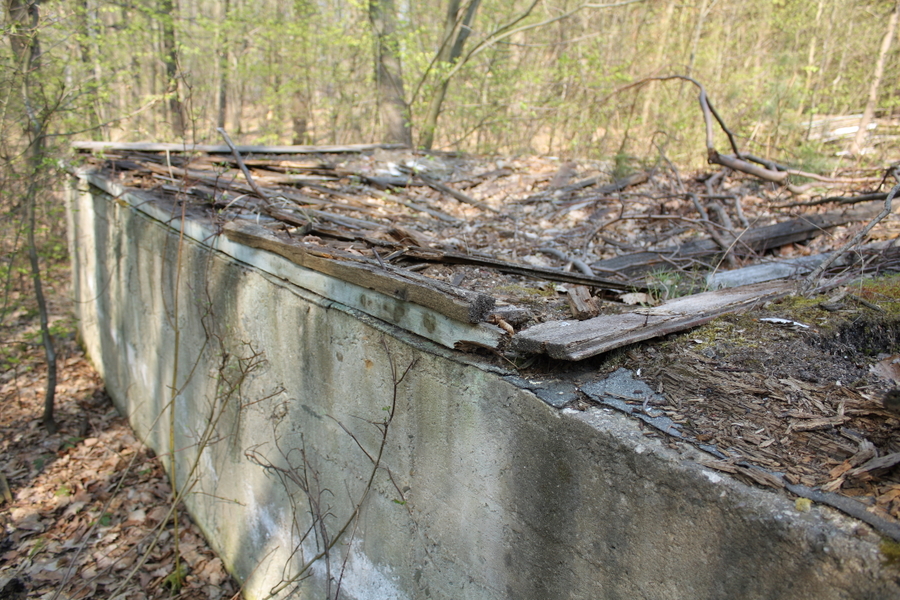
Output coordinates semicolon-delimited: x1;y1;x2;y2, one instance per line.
620;292;655;306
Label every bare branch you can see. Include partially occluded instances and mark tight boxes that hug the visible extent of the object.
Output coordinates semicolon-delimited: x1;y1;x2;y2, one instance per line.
217;128;270;203
801;173;900;294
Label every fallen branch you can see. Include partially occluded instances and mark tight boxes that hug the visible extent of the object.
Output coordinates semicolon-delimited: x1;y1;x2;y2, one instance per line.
537;247;595;276
218;128;271;204
801;174;900;294
622;75;884;194
775;192;888;208
660;147;737;268
414;170;500;213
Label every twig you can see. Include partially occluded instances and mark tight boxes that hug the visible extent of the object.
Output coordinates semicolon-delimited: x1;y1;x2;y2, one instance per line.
661;146;737;268
217;127;270;204
801;176;900;294
537;247;595;276
414;170;500;213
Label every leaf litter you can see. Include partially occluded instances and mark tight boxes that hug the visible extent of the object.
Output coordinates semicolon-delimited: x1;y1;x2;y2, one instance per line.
0;273;238;599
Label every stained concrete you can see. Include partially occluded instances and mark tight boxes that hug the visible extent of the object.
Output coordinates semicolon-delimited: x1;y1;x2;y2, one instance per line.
67;173;900;599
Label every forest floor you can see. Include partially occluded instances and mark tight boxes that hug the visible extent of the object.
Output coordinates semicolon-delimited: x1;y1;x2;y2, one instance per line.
0;262;239;599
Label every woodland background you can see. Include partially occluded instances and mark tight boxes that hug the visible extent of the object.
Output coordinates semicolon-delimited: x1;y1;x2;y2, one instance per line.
5;0;900;166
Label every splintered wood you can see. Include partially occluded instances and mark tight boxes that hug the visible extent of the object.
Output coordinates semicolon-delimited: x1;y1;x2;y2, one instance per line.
513;280;793;360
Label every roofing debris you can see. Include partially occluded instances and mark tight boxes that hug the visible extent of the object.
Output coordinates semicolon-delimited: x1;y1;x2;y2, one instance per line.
72;141;900;538
71;141;900;356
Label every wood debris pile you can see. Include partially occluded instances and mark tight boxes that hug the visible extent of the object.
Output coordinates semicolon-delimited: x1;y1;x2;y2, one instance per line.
71;141;900;537
74;142;900;351
611;297;900;537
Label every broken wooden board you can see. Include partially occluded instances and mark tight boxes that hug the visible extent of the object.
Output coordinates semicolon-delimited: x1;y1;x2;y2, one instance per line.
76;169;506;352
401;247;640;291
512;280;795;360
223;221;495;323
521;170;651;203
72;141;404;154
591;202;886;277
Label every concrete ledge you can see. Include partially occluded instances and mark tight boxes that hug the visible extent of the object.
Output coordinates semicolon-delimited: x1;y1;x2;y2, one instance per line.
67;174;900;599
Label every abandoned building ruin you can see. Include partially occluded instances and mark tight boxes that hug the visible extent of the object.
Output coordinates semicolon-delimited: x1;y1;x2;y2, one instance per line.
67;141;900;599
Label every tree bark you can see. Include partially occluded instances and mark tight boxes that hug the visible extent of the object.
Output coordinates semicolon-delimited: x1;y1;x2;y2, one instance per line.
852;0;900;155
369;0;412;146
6;0;58;434
216;0;230;130
159;0;185;138
419;0;481;150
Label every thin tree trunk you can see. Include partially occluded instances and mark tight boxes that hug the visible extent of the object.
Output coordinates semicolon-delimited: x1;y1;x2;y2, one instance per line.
216;0;230;130
852;0;900;155
292;92;309;145
683;0;717;96
159;0;185;138
75;0;105;138
420;0;481;150
368;0;412;146
639;0;676;132
7;0;58;434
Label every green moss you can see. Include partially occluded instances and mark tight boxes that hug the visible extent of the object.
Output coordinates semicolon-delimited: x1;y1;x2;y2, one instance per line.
646;269;707;301
673;315;759;352
858;274;900;314
880;538;900;567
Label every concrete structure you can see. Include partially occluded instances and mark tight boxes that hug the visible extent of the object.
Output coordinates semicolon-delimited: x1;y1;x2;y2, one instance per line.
67;172;900;599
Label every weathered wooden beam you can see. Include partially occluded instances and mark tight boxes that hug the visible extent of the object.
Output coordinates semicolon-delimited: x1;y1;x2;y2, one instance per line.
72;141;405;154
521;170;651;203
223;221;495;324
592;202;886;277
402;247;640;291
75;168;505;351
512;280;794;361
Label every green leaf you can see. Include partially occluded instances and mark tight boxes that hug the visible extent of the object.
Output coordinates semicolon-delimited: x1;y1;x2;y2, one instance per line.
162;563;188;593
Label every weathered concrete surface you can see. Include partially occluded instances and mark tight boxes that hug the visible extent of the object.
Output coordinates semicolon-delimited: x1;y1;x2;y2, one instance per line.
67;174;900;600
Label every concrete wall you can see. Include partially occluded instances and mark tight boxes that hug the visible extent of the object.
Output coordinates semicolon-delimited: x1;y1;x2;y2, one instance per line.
67;175;900;599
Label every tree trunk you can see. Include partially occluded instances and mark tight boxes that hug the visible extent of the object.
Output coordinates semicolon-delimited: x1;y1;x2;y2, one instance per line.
368;0;412;146
683;0;717;96
639;0;676;133
852;0;900;155
159;0;185;138
6;0;58;434
419;0;481;150
292;91;309;145
216;0;230;130
75;0;106;138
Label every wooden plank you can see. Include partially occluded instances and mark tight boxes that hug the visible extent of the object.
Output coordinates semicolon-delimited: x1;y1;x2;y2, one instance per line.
72;141;405;154
222;221;495;323
521;170;651;203
592;202;886;277
512;280;794;360
559;170;650;196
76;169;505;351
707;241;900;289
402;247;640;291
132;158;386;229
